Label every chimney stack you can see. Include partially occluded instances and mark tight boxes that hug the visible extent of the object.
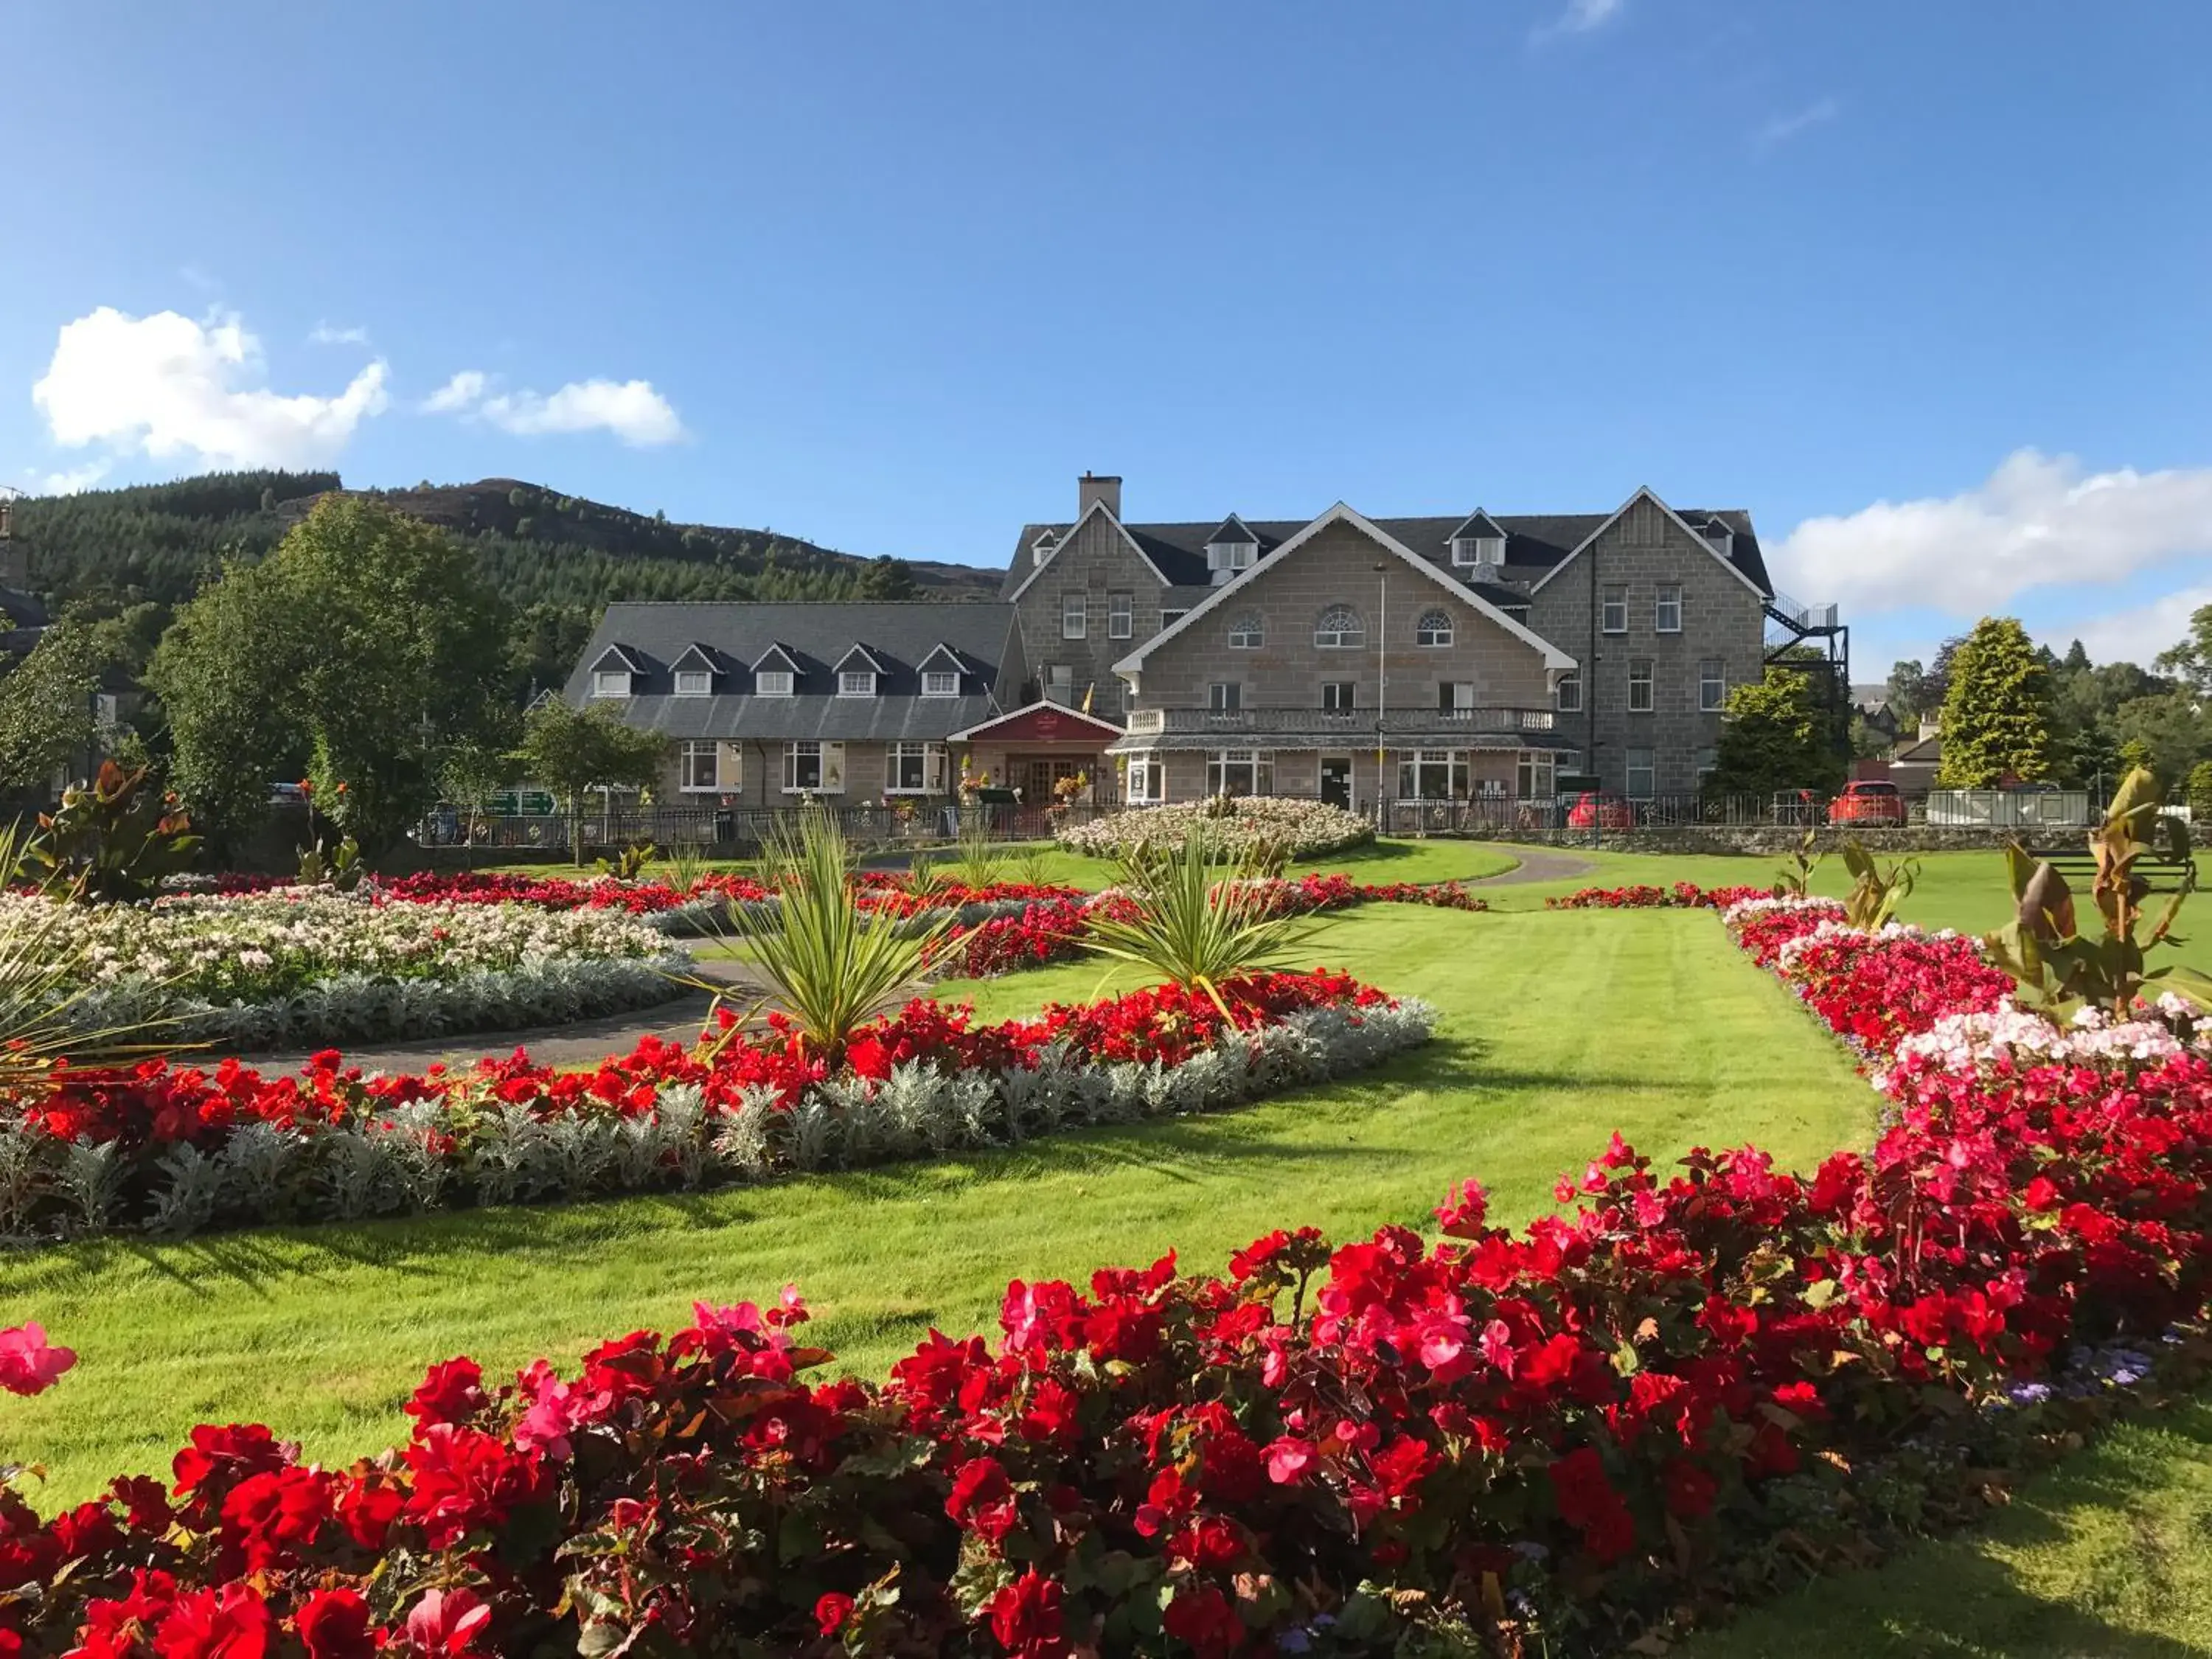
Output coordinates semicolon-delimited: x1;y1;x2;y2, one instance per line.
1078;472;1122;519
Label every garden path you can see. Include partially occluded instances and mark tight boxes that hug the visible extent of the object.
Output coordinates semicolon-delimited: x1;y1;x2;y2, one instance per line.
250;957;765;1076
1461;846;1594;886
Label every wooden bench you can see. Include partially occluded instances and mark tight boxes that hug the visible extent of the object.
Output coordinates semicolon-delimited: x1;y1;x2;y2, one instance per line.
2022;845;2198;894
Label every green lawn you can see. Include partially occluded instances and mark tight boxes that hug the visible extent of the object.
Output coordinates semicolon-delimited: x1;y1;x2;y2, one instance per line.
1681;1394;2212;1658
0;905;1871;1506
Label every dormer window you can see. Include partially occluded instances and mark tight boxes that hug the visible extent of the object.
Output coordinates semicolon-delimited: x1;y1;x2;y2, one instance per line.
591;669;632;698
922;669;959;698
674;669;712;697
838;669;877;697
1032;532;1058;568
754;670;795;697
1448;512;1507;571
1700;518;1735;559
1203;515;1259;585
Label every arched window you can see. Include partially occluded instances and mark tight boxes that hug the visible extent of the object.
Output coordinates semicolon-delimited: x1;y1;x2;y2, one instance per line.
1314;605;1365;649
1415;609;1454;647
1226;611;1264;649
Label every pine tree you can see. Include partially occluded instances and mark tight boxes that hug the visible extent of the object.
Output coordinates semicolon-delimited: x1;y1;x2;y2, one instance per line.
1936;616;2055;786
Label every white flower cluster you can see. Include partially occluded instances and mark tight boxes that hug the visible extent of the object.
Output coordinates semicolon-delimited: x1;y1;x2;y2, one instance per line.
1879;998;2209;1083
4;891;687;1051
1719;894;1846;927
1056;797;1375;860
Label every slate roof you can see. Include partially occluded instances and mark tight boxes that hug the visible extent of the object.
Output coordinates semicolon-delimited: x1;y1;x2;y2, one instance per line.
564;602;1016;742
1002;507;1772;599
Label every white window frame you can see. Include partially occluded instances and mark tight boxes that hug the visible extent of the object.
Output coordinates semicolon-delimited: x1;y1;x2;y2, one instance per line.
1397;749;1467;801
1208;681;1242;713
1062;593;1088;639
1206;748;1272;797
783;741;824;793
1625;746;1656;800
1044;665;1074;704
1227;611;1264;650
1628;658;1655;714
1314;605;1365;650
1655;585;1683;634
1125;756;1164;804
838;669;877;698
1321;681;1356;712
1415;609;1454;647
673;668;712;698
1555;672;1582;714
921;669;960;698
1206;541;1256;574
883;742;947;795
1699;659;1726;712
754;669;795;698
1515;751;1556;799
591;669;632;698
1107;591;1133;640
1450;535;1506;568
1439;681;1475;714
678;740;722;793
1600;586;1627;635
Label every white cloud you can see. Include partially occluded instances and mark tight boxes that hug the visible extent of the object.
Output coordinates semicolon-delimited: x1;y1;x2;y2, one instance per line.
309;321;371;346
2056;583;2212;669
32;307;389;470
1756;95;1841;150
1530;0;1622;42
428;369;686;446
1775;449;2212;616
38;461;112;495
422;369;487;414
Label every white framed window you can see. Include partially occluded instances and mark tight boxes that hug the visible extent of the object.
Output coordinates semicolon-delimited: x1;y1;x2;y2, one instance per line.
1601;586;1627;635
884;742;947;794
1206;540;1256;575
1450;535;1505;568
1126;757;1163;804
591;669;631;698
1655;585;1683;633
1555;672;1582;714
1321;681;1356;712
1227;611;1264;650
838;669;877;698
674;669;712;697
1625;746;1655;799
1107;591;1133;639
1439;682;1475;714
1208;682;1242;713
1062;593;1087;639
1628;659;1654;714
1515;751;1556;799
678;740;722;793
922;669;960;698
754;669;795;698
1044;664;1074;704
1699;658;1726;712
1415;609;1454;647
1398;750;1467;801
1314;605;1365;649
1206;749;1272;797
784;741;823;793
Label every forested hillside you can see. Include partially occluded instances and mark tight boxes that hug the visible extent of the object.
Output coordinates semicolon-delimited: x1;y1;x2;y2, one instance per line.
10;470;999;698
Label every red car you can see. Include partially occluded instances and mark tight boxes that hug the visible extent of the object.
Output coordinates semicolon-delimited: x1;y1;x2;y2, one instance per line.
1829;779;1907;827
1566;791;1636;830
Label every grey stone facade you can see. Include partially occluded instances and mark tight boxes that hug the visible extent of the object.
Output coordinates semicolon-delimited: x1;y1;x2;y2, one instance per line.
1006;479;1780;802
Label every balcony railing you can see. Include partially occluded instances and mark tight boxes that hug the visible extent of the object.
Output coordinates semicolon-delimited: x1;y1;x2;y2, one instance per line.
1123;706;1557;737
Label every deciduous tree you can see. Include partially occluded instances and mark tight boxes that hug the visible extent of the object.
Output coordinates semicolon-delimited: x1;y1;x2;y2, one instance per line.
511;700;667;864
1705;667;1846;799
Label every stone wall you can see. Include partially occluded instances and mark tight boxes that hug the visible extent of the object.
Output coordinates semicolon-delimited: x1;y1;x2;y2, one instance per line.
1009;509;1163;720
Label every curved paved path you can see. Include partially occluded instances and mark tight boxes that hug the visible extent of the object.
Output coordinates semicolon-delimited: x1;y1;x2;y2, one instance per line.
251;844;1600;1076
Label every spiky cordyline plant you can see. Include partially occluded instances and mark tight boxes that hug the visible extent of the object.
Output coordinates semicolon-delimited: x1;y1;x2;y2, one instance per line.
0;819;175;1090
1080;831;1326;1023
952;812;1009;888
709;806;951;1060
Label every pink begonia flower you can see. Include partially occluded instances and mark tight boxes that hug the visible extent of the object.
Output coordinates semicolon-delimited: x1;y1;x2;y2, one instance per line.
0;1323;75;1396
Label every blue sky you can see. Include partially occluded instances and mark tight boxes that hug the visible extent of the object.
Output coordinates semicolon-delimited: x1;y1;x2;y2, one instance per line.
8;1;2210;677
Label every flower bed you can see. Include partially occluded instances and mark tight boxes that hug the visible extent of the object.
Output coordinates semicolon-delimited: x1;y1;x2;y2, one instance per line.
924;877;1489;981
7;937;2211;1655
0;972;1431;1243
14;893;688;1054
1545;882;1773;911
1055;797;1375;860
